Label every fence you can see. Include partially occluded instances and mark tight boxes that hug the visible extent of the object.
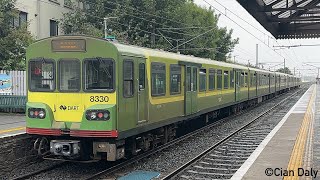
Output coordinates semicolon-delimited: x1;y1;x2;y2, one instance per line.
0;70;27;112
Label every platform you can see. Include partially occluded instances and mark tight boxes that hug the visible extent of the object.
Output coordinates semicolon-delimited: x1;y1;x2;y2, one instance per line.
231;84;318;180
0;114;25;138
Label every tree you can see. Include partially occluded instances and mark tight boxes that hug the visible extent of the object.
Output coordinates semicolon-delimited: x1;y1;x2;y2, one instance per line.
62;0;238;61
0;0;34;70
276;67;292;75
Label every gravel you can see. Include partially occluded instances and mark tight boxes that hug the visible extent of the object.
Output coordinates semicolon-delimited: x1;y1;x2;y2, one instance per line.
99;86;307;179
5;85;308;180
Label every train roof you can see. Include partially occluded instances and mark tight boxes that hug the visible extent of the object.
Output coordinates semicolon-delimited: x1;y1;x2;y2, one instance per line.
31;35;297;78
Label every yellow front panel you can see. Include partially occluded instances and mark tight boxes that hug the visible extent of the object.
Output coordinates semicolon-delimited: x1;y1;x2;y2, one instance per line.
28;92;117;123
55;93;83;122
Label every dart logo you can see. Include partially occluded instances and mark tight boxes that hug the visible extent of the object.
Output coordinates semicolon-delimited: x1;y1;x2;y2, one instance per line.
59;105;67;110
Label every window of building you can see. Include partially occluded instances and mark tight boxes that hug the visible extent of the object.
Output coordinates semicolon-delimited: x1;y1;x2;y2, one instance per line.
230;70;234;88
123;60;134;97
84;58;114;91
50;20;58;36
209;68;215;90
139;63;145;90
12;11;28;28
224;71;229;89
59;60;80;92
199;68;206;92
217;70;222;89
29;59;55;92
151;62;166;96
170;65;181;94
64;0;72;7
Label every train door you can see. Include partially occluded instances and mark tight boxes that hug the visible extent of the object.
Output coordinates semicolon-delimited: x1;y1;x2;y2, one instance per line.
235;69;241;101
185;66;198;115
137;59;147;124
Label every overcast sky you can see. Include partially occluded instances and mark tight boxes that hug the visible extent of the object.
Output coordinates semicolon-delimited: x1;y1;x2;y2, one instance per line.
194;0;320;77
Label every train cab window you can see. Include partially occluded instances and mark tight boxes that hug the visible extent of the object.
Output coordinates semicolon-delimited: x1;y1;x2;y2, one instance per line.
170;65;181;94
224;71;229;89
84;58;114;92
139;63;145;90
123;60;134;97
29;59;55;91
217;70;222;90
209;68;215;90
59;60;80;92
151;62;166;96
199;68;206;92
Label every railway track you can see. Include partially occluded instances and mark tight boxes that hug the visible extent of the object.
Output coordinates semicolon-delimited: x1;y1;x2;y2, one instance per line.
7;86;307;180
83;87;305;180
11;162;67;180
162;89;304;179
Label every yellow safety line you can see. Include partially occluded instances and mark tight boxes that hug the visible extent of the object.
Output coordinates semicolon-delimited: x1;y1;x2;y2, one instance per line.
285;86;316;180
0;127;25;134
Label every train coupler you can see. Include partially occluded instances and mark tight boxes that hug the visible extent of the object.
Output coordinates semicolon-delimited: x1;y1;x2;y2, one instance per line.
50;140;81;158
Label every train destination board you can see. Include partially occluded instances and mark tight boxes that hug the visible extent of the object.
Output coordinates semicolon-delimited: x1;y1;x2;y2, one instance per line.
51;39;86;52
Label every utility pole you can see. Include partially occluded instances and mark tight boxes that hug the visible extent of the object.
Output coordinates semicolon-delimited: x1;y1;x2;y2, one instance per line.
256;44;258;67
104;17;117;39
176;40;179;52
294;67;295;76
151;19;156;48
233;55;238;63
283;59;286;74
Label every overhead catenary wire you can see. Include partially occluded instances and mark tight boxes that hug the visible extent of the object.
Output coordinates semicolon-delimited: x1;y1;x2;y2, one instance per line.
37;0;255;63
202;0;299;68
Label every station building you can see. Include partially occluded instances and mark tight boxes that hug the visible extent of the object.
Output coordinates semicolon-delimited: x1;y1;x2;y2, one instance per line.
14;0;82;39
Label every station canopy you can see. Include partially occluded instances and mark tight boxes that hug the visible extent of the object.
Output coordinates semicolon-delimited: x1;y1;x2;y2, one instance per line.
237;0;320;39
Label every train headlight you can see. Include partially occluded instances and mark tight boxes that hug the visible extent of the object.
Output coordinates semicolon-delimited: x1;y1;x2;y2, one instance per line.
28;108;46;119
38;110;45;118
90;112;97;120
86;110;110;121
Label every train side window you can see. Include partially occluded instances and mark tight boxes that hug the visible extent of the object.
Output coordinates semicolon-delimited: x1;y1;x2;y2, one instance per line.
139;63;145;90
199;68;206;92
230;70;234;88
209;68;215;90
124;60;134;97
240;72;245;87
193;68;197;91
224;71;229;89
244;72;248;87
151;62;166;96
170;64;181;94
217;70;222;90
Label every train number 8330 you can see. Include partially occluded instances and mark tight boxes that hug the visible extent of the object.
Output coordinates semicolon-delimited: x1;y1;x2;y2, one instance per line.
89;96;109;102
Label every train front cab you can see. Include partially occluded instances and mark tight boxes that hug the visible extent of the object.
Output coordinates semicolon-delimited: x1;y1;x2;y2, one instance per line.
26;36;127;161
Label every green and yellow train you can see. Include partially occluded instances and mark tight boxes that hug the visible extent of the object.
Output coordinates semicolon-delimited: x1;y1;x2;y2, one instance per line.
26;36;301;161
